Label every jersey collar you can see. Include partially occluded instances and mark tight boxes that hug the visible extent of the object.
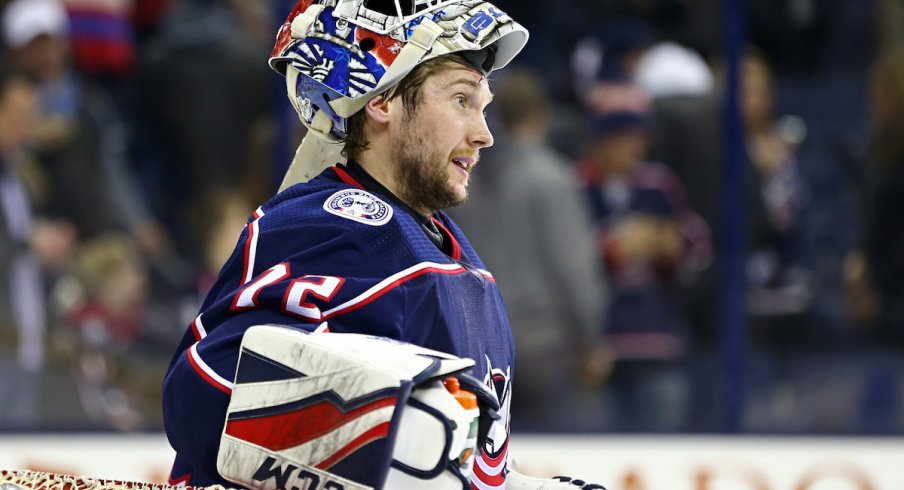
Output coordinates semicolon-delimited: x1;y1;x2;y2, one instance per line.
333;161;445;250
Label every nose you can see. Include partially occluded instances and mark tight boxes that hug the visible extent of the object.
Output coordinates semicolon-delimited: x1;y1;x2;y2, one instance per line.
468;113;494;150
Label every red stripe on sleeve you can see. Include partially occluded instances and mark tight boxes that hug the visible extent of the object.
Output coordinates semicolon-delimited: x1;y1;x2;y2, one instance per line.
241;220;258;285
323;265;466;318
185;348;232;395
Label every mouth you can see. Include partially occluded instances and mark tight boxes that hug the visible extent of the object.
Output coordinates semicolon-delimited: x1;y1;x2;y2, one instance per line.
451;156;476;174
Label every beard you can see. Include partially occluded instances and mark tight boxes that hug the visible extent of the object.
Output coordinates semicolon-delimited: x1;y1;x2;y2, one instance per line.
392;114;468;214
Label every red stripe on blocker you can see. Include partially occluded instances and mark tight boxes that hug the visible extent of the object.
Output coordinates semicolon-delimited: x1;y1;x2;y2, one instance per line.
225;396;397;452
316;421;391;470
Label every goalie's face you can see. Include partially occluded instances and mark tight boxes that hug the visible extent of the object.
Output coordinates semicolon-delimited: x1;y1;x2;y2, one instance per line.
389;64;494;215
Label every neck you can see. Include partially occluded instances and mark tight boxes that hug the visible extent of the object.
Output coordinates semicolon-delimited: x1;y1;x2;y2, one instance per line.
356;147;394;192
356;145;433;218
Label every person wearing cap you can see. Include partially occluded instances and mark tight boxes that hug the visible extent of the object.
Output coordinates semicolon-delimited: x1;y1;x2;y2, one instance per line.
161;1;605;489
2;0;171;275
0;62;46;429
2;0;71;147
1;0;81;428
577;81;711;432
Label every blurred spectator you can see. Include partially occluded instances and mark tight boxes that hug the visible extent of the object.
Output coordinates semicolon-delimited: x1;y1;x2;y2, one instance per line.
844;45;904;344
646;48;813;345
66;233;148;348
559;18;655;161
739;49;814;334
644;81;723;349
0;63;48;428
577;81;710;431
57;232;154;430
2;0;165;248
448;69;610;432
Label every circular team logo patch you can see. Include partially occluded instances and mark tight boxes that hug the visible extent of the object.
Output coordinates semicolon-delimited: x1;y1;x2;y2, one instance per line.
323;189;393;226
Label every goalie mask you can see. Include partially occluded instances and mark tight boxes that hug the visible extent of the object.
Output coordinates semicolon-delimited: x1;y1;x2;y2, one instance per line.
268;0;529;189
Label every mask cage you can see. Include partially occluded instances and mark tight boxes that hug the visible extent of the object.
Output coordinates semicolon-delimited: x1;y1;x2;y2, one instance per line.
343;0;462;35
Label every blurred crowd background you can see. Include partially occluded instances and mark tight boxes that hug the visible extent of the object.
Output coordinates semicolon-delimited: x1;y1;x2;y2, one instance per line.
0;0;902;435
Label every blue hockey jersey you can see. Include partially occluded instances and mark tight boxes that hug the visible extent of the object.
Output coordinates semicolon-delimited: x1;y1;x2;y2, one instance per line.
163;163;514;489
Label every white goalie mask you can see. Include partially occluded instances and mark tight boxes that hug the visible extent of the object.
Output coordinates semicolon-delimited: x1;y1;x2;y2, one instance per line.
268;0;528;189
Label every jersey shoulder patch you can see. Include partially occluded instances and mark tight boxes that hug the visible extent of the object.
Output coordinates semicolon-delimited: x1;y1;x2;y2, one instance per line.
322;188;394;226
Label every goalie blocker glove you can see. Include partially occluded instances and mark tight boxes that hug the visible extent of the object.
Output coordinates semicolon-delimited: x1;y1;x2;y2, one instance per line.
216;325;499;490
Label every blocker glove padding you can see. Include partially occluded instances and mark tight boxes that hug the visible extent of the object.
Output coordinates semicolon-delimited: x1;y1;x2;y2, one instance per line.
216;325;497;490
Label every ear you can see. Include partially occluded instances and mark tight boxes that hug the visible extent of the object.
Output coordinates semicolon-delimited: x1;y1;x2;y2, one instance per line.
364;94;393;125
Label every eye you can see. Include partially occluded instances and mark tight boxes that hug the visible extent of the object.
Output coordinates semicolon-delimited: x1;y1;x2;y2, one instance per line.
455;95;467;106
